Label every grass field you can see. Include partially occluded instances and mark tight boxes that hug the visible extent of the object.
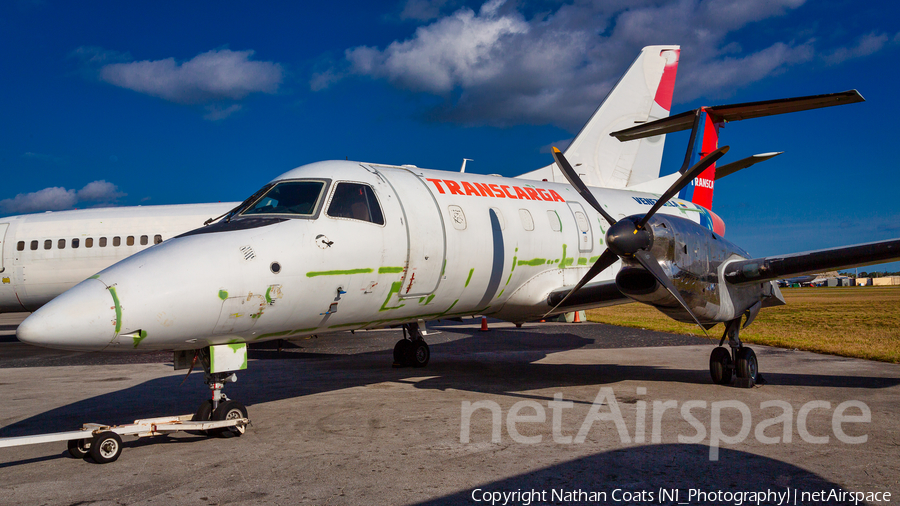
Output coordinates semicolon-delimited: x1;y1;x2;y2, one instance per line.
586;286;900;363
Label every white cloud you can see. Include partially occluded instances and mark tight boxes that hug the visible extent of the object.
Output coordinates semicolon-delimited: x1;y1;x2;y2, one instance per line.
0;181;126;215
98;49;283;104
0;187;77;214
314;0;891;129
76;180;126;202
822;32;890;65
344;0;529;94
676;41;816;101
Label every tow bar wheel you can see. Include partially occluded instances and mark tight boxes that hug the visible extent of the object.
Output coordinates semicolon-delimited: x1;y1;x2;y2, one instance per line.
210;401;248;438
89;431;123;464
67;438;90;459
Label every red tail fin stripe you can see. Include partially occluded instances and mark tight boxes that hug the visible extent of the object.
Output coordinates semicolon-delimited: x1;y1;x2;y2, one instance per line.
653;49;680;112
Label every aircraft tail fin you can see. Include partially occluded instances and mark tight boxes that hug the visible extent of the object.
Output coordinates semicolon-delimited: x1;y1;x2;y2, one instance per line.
517;45;680;188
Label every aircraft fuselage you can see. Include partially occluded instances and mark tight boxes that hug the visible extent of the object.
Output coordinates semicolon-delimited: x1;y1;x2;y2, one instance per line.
16;160;731;352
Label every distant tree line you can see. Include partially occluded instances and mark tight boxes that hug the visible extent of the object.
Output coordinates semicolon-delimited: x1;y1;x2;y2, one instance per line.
839;271;900;278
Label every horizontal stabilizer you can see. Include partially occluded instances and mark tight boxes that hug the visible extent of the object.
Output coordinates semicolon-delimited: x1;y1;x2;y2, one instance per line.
724;238;900;285
715;152;782;180
611;90;865;142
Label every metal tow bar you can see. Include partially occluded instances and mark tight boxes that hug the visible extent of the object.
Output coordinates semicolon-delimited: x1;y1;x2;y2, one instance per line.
0;414;250;463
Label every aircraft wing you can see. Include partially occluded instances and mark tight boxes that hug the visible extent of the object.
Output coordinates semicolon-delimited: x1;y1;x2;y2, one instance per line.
724;238;900;285
546;279;629;310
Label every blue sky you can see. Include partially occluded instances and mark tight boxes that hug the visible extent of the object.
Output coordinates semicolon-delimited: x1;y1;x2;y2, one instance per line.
2;0;899;269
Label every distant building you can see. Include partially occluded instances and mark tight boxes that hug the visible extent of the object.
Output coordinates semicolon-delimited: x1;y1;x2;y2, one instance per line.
856;278;872;286
872;276;900;286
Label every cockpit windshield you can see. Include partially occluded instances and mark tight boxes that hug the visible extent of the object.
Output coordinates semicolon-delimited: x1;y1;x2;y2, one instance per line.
239;180;327;217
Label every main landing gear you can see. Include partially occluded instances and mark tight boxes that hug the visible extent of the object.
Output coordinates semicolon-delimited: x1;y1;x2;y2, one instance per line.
393;321;430;368
190;348;248;437
709;317;760;388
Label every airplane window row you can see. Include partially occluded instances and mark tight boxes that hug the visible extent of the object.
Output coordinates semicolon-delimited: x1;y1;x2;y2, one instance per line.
16;234;164;251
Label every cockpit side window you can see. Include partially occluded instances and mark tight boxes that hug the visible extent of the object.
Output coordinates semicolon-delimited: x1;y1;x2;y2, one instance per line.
326;182;384;225
240;180;326;217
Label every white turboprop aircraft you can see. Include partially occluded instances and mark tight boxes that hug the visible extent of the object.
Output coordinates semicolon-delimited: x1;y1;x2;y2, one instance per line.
15;46;900;437
0;45;680;316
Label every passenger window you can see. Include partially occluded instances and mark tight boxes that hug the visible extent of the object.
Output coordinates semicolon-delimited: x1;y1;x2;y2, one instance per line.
519;209;534;231
86;238;93;248
326;183;384;225
140;235;148;245
30;240;38;251
113;236;121;247
127;236;134;246
154;235;163;244
17;241;24;251
547;211;562;232
44;240;52;250
242;180;326;216
58;239;66;249
72;238;80;249
99;237;107;247
575;212;589;232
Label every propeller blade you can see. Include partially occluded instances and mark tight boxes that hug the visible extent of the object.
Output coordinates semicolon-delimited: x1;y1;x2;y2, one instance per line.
544;249;618;317
551;147;617;226
636;145;729;230
678;109;703;174
633;250;707;334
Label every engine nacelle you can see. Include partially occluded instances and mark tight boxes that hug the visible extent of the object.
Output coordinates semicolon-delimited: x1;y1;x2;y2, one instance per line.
614;214;784;325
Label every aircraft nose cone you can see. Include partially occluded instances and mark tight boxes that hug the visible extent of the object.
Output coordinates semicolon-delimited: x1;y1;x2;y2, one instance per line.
17;278;118;351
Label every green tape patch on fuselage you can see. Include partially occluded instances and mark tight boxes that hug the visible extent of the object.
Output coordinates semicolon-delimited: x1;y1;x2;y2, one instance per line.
465;268;475;287
378;266;404;274
132;330;147;348
109;286;122;335
307;268;373;278
379;281;406;311
218;290;229;300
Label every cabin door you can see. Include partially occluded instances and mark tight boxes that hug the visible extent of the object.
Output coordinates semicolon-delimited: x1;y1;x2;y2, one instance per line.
374;166;446;297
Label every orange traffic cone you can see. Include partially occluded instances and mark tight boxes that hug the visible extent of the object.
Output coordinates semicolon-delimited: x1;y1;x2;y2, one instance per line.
573;311;582;323
480;317;489;331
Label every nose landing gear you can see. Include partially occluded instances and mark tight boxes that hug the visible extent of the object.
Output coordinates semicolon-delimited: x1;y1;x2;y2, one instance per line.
182;345;250;437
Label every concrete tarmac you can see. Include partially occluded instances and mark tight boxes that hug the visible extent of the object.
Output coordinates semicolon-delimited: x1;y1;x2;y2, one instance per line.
1;312;898;505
